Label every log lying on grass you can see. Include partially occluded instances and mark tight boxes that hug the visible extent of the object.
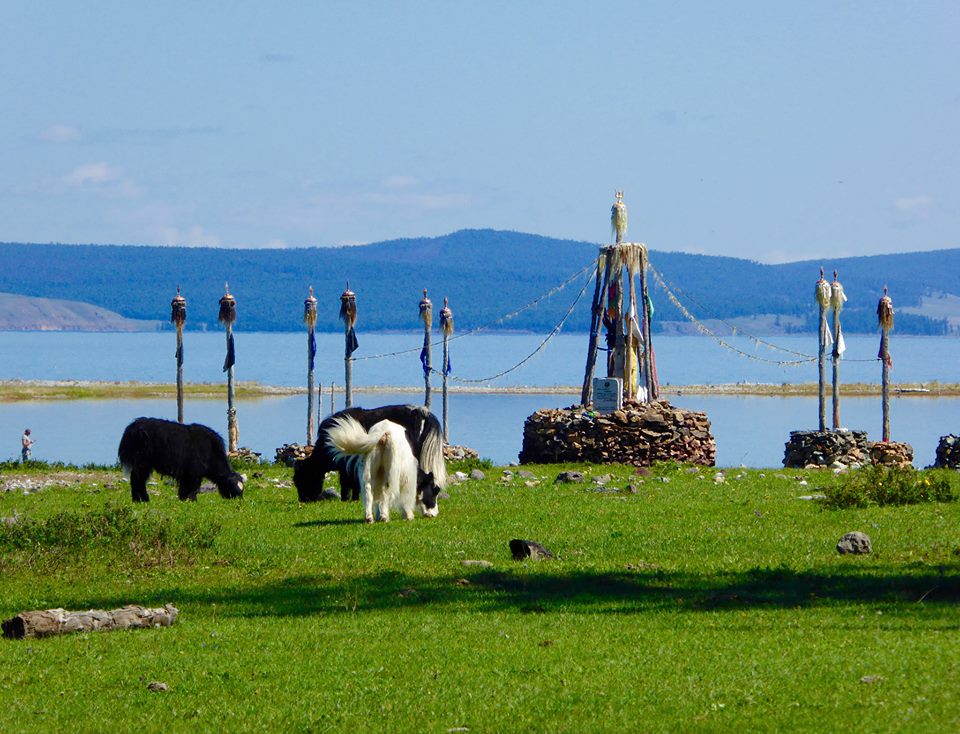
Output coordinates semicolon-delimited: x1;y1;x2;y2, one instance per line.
2;604;178;640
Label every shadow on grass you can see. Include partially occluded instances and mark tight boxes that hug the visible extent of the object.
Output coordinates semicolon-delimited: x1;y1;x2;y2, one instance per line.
71;564;960;619
293;518;366;527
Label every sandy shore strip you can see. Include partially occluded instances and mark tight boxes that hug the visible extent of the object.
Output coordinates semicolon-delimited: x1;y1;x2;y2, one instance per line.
0;379;957;401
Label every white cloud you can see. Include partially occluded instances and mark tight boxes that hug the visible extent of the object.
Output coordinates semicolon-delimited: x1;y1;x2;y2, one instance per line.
893;195;932;219
40;124;81;143
382;174;419;189
63;162;122;186
160;225;222;247
59;162;142;198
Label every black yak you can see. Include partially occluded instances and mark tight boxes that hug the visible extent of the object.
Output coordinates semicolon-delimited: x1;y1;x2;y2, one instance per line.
118;417;244;502
293;404;447;511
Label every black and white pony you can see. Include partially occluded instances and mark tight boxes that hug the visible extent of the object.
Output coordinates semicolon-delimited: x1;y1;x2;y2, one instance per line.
293;405;446;514
325;416;437;522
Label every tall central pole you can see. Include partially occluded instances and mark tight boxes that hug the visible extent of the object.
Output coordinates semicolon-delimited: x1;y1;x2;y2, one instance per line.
219;284;238;452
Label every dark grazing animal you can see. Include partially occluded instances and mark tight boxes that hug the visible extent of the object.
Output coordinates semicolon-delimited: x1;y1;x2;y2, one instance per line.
294;404;447;510
118;417;244;502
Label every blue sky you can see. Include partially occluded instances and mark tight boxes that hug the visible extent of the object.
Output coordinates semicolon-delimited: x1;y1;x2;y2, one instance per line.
2;1;957;262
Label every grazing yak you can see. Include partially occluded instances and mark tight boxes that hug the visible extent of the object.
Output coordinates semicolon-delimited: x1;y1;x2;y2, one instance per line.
293;404;447;512
118;417;244;502
326;416;436;522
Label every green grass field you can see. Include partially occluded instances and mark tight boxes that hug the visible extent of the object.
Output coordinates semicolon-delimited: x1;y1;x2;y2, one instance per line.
1;461;958;733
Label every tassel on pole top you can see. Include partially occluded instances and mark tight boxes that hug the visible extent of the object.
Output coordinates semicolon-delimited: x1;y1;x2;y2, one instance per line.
170;285;186;326
815;266;830;308
830;270;846;312
877;285;894;332
440;297;454;336
304;286;318;327
339;282;357;329
611;190;627;244
218;283;236;325
419;288;433;326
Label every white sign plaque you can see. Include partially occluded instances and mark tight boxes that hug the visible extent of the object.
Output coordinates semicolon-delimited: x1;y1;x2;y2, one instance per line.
593;377;623;413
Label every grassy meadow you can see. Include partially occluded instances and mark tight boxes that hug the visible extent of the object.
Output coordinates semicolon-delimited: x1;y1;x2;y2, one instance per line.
0;459;958;733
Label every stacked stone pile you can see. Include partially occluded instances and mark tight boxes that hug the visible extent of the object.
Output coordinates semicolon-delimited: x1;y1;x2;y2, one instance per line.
933;435;960;469
783;430;870;468
519;400;715;467
444;444;479;461
274;443;313;466
869;441;914;469
228;447;261;464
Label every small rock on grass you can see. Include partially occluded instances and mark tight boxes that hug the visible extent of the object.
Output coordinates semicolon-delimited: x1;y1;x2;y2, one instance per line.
147;681;169;692
469;469;486;481
555;471;584;484
837;531;872;555
319;488;340;501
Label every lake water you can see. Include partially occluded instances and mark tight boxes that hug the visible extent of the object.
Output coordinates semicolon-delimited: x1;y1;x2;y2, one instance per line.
1;332;957;468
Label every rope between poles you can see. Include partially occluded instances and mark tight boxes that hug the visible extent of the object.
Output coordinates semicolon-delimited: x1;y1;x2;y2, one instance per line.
351;261;597;362
432;264;597;384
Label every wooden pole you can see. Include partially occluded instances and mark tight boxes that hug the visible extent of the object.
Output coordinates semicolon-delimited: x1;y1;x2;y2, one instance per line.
176;326;184;422
830;271;845;430
816;267;829;432
171;286;186;423
420;289;433;410
580;252;606;406
304;287;318;445
340;285;357;408
640;253;655;402
878;286;894;442
219;285;238;452
440;297;453;442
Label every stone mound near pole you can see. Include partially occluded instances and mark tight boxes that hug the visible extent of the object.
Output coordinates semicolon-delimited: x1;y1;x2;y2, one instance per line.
519;400;715;467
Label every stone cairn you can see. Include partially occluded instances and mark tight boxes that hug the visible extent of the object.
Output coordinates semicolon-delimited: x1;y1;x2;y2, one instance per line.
227;447;261;464
869;441;914;469
275;443;313;466
783;430;870;469
444;444;479;461
933;435;960;469
519;400;715;467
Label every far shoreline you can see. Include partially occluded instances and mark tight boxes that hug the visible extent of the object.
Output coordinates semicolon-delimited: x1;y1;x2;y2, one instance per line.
0;379;957;401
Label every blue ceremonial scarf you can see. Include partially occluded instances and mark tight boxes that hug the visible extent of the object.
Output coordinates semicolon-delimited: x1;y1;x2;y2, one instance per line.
345;327;359;357
223;333;235;372
309;331;317;370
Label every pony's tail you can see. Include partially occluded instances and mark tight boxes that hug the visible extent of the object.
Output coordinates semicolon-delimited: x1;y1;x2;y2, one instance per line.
419;414;448;489
325;416;381;457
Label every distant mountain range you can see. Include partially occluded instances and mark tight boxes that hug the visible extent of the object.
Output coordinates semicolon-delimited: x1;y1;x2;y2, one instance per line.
0;230;957;335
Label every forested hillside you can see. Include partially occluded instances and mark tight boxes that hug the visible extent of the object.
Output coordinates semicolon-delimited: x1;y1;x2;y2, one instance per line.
0;231;955;334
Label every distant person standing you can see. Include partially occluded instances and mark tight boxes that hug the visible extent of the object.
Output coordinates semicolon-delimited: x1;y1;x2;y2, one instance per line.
21;428;33;462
